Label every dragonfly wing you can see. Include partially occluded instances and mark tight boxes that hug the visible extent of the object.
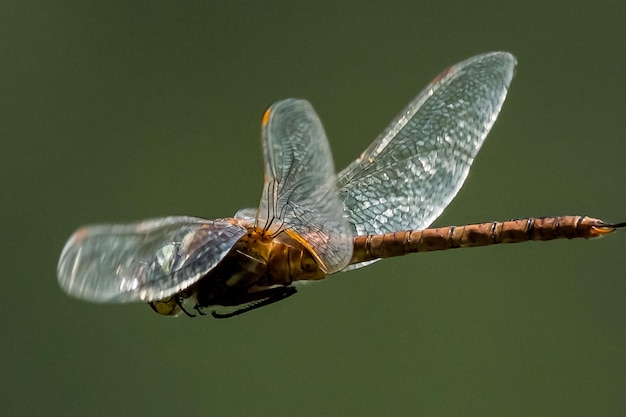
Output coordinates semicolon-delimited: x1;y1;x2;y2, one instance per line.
57;216;247;303
257;99;353;273
337;52;516;241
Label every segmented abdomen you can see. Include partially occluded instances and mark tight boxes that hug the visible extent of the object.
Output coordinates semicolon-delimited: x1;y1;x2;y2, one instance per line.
350;216;618;264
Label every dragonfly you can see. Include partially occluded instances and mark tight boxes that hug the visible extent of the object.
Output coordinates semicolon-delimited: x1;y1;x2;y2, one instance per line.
57;52;624;319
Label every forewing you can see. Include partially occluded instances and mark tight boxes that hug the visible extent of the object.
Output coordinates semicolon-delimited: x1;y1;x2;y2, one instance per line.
337;52;516;241
257;99;353;273
57;216;247;303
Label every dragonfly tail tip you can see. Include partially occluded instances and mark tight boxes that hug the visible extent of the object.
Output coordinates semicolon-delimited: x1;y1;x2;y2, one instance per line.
591;220;626;235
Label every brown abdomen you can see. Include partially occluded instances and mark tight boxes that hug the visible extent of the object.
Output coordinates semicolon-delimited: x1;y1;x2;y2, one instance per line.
350;216;620;265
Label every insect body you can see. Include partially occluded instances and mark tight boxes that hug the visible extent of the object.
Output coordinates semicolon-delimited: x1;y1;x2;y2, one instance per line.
57;52;623;318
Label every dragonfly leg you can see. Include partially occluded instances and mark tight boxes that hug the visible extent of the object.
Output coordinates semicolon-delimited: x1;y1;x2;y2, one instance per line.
193;304;207;316
175;294;196;318
210;286;298;319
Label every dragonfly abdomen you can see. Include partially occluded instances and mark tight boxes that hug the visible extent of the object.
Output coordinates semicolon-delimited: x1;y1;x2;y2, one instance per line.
350;216;623;264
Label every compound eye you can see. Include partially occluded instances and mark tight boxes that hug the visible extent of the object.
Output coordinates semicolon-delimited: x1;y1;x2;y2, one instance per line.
149;297;181;316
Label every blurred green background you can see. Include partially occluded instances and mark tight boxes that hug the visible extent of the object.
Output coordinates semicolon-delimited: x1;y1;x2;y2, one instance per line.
3;1;625;416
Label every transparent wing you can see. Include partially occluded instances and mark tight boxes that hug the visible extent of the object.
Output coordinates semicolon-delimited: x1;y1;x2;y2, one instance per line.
256;99;353;273
57;216;247;303
337;51;516;239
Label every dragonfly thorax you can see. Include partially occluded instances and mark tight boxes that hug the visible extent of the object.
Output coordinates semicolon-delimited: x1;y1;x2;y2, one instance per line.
151;227;326;316
225;227;326;287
